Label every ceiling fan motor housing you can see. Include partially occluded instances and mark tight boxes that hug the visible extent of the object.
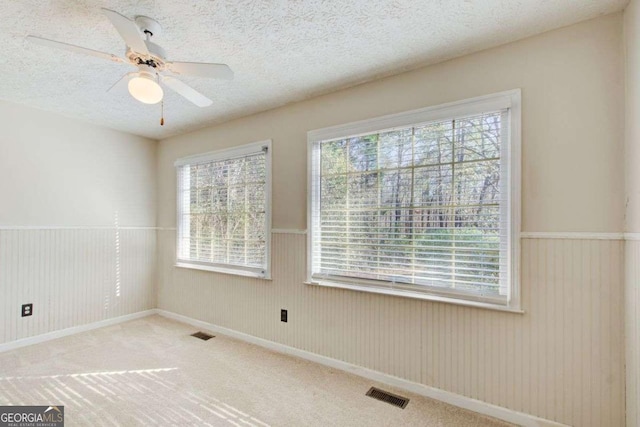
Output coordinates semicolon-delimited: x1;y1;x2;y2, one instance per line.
123;15;167;68
126;40;166;69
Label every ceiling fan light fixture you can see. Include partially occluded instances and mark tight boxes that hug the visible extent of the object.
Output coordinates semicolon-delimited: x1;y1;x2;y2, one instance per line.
128;72;163;104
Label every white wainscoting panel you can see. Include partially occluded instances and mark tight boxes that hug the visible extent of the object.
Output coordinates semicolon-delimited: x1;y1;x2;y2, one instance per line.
0;228;156;345
157;231;625;427
626;239;640;427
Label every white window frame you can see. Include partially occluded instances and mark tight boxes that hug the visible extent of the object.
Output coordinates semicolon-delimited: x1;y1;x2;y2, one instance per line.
306;90;521;312
175;140;272;279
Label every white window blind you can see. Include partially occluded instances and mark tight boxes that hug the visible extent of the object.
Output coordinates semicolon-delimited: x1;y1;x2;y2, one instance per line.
176;141;271;278
308;91;520;308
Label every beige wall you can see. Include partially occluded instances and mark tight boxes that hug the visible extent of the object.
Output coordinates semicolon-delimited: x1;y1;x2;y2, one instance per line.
625;1;640;426
0;101;156;227
627;0;640;234
0;103;157;345
157;14;627;426
159;13;625;233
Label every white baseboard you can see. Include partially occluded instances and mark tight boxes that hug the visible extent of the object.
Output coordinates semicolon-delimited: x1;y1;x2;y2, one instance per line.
156;309;568;427
0;309;157;353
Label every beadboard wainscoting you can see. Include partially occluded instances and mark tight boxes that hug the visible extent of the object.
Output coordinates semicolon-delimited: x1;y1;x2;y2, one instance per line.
626;238;640;427
0;228;157;346
157;230;625;427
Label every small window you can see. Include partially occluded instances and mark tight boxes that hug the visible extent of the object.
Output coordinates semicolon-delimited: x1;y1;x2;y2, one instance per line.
175;140;272;279
307;91;521;310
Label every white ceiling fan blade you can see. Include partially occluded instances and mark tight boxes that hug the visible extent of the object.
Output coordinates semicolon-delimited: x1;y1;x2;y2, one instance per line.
26;36;125;63
167;62;233;80
102;8;149;56
161;75;212;107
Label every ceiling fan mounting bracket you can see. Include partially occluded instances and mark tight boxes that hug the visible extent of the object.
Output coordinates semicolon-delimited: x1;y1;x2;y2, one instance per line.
134;16;162;38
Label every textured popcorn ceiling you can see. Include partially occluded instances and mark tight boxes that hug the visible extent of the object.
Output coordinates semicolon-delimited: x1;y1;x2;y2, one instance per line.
0;0;627;139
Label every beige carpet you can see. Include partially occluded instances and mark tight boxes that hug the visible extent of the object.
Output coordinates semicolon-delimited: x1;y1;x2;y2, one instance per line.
0;315;515;426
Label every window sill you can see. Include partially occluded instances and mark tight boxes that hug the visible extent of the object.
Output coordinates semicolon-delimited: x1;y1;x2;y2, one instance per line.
175;262;271;280
304;280;523;314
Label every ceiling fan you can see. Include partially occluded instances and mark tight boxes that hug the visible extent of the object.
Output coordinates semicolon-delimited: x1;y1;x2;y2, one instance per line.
26;8;233;108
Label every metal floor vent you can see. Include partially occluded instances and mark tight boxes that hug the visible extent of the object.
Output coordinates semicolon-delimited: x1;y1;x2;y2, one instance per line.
191;331;215;341
365;387;409;409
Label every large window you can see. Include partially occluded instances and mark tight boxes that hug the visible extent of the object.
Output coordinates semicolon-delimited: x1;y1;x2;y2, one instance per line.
308;91;520;310
176;140;272;278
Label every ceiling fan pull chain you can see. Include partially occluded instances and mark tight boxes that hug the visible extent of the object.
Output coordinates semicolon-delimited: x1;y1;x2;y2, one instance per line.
160;99;165;126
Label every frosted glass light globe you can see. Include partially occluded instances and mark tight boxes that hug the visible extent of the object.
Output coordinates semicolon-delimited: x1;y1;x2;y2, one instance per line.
128;73;163;104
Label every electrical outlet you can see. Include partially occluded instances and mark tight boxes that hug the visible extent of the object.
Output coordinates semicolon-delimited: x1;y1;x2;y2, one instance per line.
21;303;33;317
280;309;288;323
